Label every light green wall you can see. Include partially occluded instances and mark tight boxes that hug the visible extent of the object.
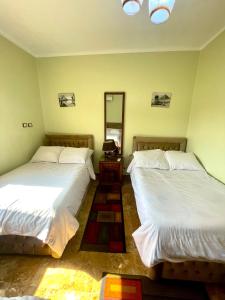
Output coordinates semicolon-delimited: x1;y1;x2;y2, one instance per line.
0;35;44;175
187;31;225;183
1;31;224;180
37;52;198;167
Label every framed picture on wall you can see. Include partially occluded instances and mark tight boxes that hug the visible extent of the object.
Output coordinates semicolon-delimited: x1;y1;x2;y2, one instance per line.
58;93;75;107
151;92;172;108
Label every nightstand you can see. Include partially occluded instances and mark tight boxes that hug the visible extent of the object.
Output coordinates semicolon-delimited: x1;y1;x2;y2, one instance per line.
99;156;123;185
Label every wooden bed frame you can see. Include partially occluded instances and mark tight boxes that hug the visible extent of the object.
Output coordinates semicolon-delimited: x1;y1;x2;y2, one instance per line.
132;136;225;283
0;134;94;257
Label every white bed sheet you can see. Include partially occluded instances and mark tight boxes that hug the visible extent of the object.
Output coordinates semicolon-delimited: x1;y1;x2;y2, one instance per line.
129;165;225;267
0;161;94;257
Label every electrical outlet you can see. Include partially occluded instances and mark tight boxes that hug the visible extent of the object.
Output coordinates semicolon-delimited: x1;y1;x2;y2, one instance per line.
22;123;27;128
28;123;33;127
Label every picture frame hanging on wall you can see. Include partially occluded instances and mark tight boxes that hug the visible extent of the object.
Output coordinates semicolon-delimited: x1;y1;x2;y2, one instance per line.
58;93;75;107
151;92;172;108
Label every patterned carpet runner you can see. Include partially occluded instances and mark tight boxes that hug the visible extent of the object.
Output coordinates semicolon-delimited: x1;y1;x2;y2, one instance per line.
80;184;126;253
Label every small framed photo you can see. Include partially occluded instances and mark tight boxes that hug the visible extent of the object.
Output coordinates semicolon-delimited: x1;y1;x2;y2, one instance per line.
58;93;75;107
151;92;172;108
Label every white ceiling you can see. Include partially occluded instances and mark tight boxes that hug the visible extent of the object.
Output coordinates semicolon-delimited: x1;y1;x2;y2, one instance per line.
0;0;225;57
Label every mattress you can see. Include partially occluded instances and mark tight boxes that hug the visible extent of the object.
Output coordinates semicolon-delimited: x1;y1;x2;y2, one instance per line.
129;166;225;267
0;161;94;257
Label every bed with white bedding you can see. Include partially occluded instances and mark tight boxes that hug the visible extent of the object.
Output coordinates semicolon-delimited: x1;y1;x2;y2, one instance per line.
128;136;225;283
130;167;225;267
0;134;95;258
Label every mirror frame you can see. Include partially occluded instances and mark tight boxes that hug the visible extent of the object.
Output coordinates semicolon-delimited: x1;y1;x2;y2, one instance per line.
104;92;125;156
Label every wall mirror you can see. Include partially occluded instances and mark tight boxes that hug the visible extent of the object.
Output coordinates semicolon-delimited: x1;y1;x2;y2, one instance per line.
104;92;125;156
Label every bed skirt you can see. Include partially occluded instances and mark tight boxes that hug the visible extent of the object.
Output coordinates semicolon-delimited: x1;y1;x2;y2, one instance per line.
150;261;225;283
0;235;52;256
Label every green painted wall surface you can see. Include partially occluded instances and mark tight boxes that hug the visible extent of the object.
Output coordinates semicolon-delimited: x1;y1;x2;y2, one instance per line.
0;35;44;175
1;29;224;181
187;31;225;183
37;52;198;167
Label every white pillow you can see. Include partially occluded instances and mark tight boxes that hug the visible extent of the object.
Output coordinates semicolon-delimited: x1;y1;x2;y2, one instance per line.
133;149;169;170
165;151;204;171
31;146;63;163
59;147;93;164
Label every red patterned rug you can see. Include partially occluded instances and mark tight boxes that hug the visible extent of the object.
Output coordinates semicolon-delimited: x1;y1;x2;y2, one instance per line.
101;275;142;300
100;274;209;300
80;185;126;253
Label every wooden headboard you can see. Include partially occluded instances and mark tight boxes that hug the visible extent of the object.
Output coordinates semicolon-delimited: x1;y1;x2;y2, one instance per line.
133;136;187;152
45;134;94;149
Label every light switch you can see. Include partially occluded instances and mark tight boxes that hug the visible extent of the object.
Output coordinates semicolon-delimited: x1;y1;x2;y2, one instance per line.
22;123;27;128
28;123;33;127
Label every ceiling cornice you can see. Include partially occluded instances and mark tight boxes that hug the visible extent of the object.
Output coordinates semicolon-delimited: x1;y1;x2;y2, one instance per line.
36;47;200;58
199;26;225;50
0;27;224;59
0;29;36;57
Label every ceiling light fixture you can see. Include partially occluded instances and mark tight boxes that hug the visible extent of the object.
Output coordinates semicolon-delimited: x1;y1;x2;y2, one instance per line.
121;0;143;16
121;0;175;24
149;0;175;24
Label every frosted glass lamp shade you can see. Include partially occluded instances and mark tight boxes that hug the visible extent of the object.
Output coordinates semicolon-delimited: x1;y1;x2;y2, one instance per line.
149;0;175;24
122;0;143;16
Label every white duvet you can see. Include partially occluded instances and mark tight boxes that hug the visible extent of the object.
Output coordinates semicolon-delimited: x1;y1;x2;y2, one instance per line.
0;161;95;258
129;165;225;267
